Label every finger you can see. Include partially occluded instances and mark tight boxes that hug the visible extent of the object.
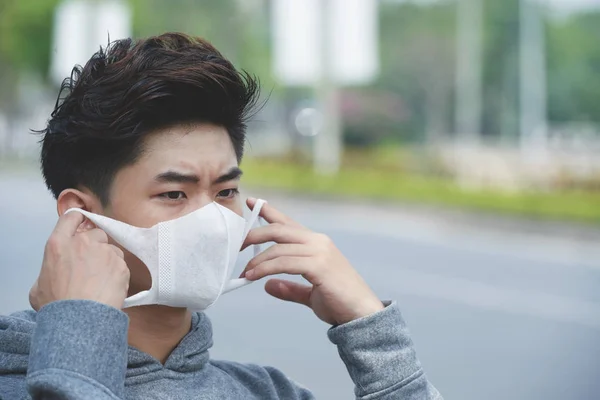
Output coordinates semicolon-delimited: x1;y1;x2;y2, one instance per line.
108;244;125;259
242;224;312;250
76;218;96;233
265;278;312;308
239;244;311;278
244;256;321;285
54;211;85;237
247;198;303;228
79;228;109;244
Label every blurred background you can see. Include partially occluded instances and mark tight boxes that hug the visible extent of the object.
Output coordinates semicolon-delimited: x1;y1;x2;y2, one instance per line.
1;0;600;399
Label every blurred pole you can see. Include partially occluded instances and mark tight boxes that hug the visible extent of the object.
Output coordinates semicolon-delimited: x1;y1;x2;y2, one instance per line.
3;118;14;158
84;0;98;57
51;0;131;87
314;0;342;175
455;0;483;144
0;65;17;158
519;0;547;156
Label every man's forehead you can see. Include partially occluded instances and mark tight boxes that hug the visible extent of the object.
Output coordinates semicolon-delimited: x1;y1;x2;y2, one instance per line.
110;124;238;187
143;123;232;149
137;125;237;168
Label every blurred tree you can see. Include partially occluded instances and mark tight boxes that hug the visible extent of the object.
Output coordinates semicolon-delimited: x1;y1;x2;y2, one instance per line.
0;0;60;78
481;0;520;140
0;0;273;89
367;1;455;145
546;10;600;125
370;0;600;145
128;0;274;88
0;0;60;154
1;0;599;148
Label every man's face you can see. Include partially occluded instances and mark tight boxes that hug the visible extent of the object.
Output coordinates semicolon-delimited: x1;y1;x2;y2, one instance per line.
104;123;242;294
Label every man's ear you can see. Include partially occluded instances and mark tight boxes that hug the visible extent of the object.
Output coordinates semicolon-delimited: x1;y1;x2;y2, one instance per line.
57;189;102;230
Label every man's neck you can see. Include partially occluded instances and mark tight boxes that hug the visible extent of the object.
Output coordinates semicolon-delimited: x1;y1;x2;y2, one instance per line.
125;305;193;364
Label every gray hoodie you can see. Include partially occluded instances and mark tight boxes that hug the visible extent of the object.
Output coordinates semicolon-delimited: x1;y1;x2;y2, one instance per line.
0;299;442;399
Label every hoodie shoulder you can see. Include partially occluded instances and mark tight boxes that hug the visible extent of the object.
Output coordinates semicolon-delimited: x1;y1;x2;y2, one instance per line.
0;309;36;375
7;309;37;322
210;360;314;399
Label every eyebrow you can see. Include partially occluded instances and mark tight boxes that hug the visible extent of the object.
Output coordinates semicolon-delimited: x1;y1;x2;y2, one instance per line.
153;167;243;185
213;167;243;184
154;171;200;184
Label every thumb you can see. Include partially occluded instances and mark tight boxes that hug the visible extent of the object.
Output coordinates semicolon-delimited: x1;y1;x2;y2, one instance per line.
265;279;311;308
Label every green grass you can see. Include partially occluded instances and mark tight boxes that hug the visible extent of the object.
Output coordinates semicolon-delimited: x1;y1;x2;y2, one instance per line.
242;158;600;224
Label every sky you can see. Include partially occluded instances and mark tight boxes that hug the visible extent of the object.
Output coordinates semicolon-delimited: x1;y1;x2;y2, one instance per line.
391;0;600;13
545;0;600;12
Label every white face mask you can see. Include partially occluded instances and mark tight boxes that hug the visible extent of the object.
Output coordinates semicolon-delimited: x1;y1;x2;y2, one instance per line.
65;199;266;311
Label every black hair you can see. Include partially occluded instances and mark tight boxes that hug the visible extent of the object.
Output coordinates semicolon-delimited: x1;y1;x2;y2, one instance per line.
39;32;260;205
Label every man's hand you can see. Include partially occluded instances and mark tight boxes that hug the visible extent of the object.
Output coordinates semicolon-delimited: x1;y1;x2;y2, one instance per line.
29;211;130;311
241;198;384;326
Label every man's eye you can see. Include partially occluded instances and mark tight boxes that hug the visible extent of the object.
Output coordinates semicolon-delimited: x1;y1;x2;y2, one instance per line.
159;191;187;200
217;188;239;199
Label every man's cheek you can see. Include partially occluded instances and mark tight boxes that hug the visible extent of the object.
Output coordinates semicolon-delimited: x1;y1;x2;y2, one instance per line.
124;251;152;293
230;198;244;217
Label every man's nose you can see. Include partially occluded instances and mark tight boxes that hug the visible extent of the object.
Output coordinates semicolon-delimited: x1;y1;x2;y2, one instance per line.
191;193;214;210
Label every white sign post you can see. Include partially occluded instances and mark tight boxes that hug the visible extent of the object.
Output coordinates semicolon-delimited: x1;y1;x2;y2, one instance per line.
519;0;548;163
271;0;379;174
50;0;132;87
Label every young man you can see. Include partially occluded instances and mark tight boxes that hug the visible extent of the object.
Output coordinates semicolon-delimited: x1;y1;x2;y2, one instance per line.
0;33;442;399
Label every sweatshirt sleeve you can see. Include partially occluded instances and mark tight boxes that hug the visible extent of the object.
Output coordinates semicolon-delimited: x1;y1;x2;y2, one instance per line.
327;301;443;400
26;300;129;400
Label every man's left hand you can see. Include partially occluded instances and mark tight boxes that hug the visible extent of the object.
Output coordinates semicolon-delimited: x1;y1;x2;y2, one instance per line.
241;198;384;326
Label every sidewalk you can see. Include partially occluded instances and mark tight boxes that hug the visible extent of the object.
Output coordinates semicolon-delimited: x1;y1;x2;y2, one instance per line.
244;186;600;270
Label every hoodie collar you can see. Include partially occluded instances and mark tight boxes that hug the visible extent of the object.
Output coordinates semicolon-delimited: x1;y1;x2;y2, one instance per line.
126;312;213;378
0;309;213;377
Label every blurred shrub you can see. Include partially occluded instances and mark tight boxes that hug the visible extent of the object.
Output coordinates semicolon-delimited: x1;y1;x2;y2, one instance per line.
341;89;410;147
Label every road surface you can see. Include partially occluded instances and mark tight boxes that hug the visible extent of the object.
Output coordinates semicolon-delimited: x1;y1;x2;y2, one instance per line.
1;171;599;399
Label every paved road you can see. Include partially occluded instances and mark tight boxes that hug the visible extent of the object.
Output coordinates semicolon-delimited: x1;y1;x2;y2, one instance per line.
1;173;600;400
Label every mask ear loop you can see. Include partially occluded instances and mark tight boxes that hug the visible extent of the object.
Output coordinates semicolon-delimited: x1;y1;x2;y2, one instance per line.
244;199;266;236
246;199;267;257
244;199;267;257
253;217;265;257
222;200;268;295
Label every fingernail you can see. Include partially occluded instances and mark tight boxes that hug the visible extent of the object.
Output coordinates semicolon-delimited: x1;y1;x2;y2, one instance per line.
245;270;254;279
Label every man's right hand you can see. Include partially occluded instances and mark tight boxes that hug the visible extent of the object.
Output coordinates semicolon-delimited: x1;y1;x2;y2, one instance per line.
29;211;130;311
